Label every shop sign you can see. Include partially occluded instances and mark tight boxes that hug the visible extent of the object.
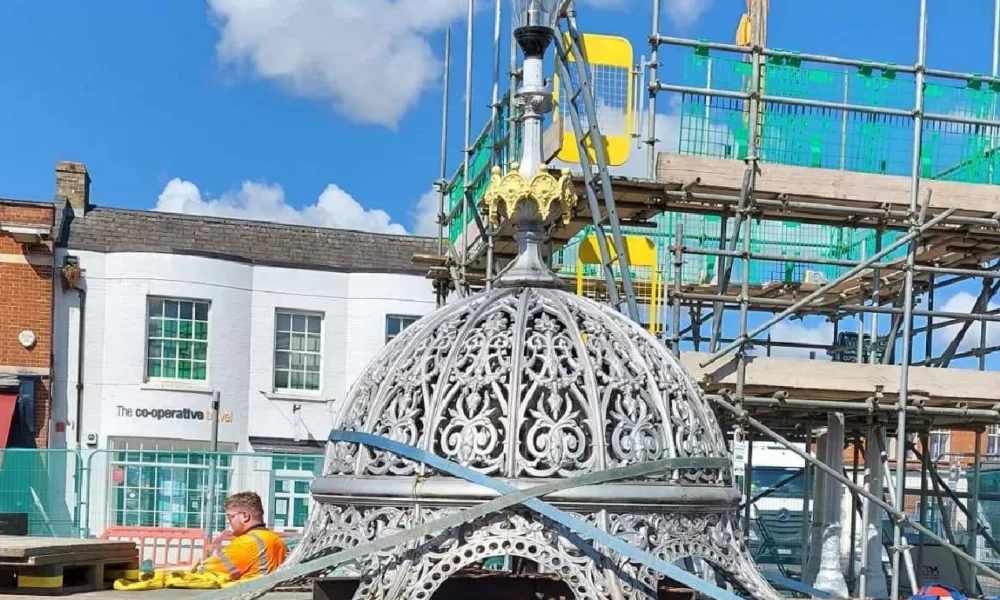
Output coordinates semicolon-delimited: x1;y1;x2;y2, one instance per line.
116;405;234;423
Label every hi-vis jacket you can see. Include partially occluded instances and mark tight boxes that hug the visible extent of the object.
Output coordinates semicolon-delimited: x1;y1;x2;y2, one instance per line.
199;527;288;580
111;527;289;591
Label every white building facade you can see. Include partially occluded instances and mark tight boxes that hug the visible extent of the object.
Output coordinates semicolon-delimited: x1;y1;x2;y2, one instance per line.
49;180;438;538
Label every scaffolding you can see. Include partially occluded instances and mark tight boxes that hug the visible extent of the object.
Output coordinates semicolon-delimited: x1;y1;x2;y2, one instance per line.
416;1;1000;598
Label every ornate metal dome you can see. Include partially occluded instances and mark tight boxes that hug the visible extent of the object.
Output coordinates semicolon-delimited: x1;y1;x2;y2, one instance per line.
325;286;732;487
279;166;783;600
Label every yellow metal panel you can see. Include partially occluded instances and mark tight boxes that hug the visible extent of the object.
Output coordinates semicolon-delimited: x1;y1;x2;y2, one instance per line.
572;234;661;333
649;269;662;334
577;234;657;267
553;33;634;167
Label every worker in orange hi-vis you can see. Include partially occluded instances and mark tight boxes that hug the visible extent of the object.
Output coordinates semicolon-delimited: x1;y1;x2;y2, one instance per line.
197;492;289;581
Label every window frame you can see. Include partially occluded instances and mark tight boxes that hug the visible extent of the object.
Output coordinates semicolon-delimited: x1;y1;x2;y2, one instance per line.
273;309;324;395
988;425;1000;457
144;296;211;384
928;429;951;462
269;455;322;532
385;314;420;344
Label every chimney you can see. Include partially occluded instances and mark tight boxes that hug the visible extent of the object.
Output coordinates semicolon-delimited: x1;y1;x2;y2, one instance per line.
55;161;90;215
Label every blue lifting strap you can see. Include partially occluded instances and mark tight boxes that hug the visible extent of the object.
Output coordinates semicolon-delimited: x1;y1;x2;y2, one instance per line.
195;430;827;600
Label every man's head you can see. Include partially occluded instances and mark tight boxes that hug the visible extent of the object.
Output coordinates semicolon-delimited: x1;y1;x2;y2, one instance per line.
224;491;265;535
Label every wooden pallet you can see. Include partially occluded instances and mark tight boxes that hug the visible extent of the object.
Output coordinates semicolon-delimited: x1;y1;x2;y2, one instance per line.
0;536;138;595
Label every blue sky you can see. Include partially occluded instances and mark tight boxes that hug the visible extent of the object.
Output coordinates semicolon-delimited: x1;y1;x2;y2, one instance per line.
0;0;996;367
5;1;999;231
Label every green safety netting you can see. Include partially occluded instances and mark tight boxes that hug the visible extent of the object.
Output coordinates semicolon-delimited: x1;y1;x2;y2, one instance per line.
679;49;1000;182
557;48;1000;287
449;48;1000;289
445;98;522;245
552;214;891;287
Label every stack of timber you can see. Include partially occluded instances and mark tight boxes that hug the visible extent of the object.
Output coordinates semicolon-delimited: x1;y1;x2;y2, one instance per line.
0;536;138;594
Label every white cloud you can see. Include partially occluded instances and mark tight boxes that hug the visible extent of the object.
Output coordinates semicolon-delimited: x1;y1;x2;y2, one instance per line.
155;178;410;235
936;291;1000;352
207;0;713;129
411;188;442;237
763;318;835;360
665;0;713;29
207;0;466;128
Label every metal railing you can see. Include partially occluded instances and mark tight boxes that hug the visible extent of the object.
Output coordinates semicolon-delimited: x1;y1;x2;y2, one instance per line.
5;447;1000;593
0;448;322;542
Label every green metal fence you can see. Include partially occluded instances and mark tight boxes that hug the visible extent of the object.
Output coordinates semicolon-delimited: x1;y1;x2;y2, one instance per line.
7;447;1000;595
660;48;1000;288
0;448;324;541
550;48;1000;290
680;49;1000;181
446;45;1000;293
0;450;82;537
739;465;1000;594
551;212;901;288
82;449;323;540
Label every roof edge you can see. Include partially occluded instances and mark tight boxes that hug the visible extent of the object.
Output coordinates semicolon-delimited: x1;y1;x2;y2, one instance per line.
0;197;56;210
85;205;435;241
62;243;430;276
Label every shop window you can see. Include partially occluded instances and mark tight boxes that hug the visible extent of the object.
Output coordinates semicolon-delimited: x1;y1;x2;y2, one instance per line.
270;455;322;532
146;297;209;382
385;315;419;344
274;311;323;392
110;450;231;532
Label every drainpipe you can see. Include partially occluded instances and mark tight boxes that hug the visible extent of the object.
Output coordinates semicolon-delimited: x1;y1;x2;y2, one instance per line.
62;255;86;447
73;287;85;446
61;254;87;537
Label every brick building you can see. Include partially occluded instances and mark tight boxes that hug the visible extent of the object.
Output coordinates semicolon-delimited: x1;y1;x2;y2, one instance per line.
0;161;96;449
843;428;997;469
0;195;56;448
836;428;995;515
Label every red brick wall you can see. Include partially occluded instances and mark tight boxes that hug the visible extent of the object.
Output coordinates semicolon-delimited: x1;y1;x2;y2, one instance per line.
842;429;984;468
0;201;54;447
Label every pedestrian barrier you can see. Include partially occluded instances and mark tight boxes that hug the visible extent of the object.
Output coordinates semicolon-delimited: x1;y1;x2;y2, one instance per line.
100;526;209;568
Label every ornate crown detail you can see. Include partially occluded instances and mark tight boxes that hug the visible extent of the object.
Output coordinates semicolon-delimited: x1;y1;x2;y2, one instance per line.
482;163;578;227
